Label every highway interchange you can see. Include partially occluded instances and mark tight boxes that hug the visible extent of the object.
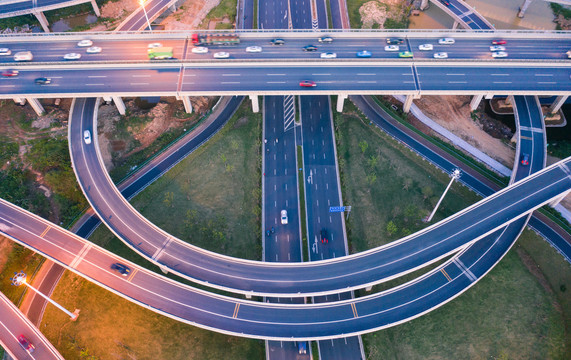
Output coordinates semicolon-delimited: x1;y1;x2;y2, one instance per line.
0;0;571;357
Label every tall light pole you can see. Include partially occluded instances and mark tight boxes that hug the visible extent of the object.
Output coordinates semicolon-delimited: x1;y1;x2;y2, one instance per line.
139;0;152;31
10;271;79;320
424;169;461;223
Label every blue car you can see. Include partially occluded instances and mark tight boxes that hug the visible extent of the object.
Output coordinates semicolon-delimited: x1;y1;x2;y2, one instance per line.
356;50;372;58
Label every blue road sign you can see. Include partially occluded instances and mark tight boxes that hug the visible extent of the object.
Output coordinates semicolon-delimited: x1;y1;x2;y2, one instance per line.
329;206;346;213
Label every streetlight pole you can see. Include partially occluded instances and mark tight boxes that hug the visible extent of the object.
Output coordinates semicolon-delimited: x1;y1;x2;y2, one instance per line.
139;0;152;31
10;271;79;320
424;169;461;223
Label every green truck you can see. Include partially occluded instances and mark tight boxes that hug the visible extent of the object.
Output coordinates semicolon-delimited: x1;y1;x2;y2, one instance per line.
148;47;174;60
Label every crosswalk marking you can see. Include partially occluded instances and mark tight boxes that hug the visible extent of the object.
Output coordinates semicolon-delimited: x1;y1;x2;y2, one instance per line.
233;303;241;318
453;258;477;282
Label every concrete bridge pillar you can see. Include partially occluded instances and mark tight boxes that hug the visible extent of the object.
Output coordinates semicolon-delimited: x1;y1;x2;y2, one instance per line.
485;94;494;100
403;94;420;113
249;95;259;113
470;94;484;111
548;95;568;114
181;96;193;114
452;21;459;30
13;97;26;105
420;0;429;10
33;11;50;32
336;94;347;112
112;96;126;115
90;0;101;16
518;0;533;18
26;98;45;116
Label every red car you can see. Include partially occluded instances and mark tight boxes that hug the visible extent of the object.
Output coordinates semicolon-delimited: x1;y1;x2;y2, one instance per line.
2;69;19;77
492;39;507;45
320;229;329;244
299;80;316;87
18;335;35;353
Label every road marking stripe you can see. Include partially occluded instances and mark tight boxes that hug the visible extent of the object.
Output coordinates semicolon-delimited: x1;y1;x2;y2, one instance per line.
70;243;92;268
40;226;50;238
127;268;138;282
267;81;286;84
453;258;477;282
440;268;452;282
520;135;532;140
233;303;240;318
152;237;173;261
351;303;358;318
221;82;240;84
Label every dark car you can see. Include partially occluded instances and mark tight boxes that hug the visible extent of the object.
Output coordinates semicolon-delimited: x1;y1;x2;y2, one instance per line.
440;0;450;5
520;153;529;166
2;69;19;77
111;262;131;276
320;228;328;244
34;77;51;85
270;38;285;45
386;38;404;45
303;45;318;52
18;335;35;353
299;80;316;87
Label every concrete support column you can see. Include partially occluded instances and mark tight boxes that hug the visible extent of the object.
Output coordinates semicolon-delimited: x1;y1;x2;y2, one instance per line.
548;95;568;114
485;94;494;100
112;96;126;115
470;94;484;111
403;94;419;113
452;21;459;30
505;96;512;105
26;98;45;116
33;11;50;32
336;94;347;112
181;96;193;114
90;0;101;16
249;95;259;113
550;190;570;207
420;0;429;10
518;0;533;18
13;97;26;105
102;96;112;102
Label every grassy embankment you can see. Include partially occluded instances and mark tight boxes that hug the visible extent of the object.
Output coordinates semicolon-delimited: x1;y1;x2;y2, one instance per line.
335;100;569;359
199;0;237;29
40;101;264;359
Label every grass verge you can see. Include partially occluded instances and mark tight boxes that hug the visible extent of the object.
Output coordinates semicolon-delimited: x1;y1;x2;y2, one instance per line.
297;145;308;262
335;100;569;358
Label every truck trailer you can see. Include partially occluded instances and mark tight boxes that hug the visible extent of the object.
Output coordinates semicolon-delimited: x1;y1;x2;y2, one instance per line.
191;33;240;46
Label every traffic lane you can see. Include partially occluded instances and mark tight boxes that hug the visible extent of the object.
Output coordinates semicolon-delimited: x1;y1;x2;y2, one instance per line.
0;293;64;360
258;0;288;29
291;0;312;29
319;336;363;360
416;66;571;91
0;68;180;95
0;0;68;14
514;95;533;129
182;66;417;92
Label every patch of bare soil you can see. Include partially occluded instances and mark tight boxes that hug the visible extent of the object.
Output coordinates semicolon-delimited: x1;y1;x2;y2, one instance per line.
359;0;404;29
410;95;516;167
0;236;13;273
97;97;214;170
161;0;221;30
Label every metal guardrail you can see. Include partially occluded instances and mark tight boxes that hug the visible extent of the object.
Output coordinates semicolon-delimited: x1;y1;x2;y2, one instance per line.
0;29;569;41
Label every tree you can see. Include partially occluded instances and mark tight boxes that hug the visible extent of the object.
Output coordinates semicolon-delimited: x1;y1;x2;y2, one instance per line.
358;140;368;153
386;221;398;236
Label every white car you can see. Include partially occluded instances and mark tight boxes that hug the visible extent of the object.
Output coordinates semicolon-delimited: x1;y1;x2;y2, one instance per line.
280;210;288;225
214;52;230;59
384;45;400;52
191;47;208;54
246;46;262;53
83;130;92;145
86;46;102;54
63;53;81;60
0;48;11;55
433;52;448;59
418;44;433;51
13;51;33;61
438;38;455;45
77;40;93;47
492;51;508;58
490;45;506;52
320;52;337;59
147;43;163;48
